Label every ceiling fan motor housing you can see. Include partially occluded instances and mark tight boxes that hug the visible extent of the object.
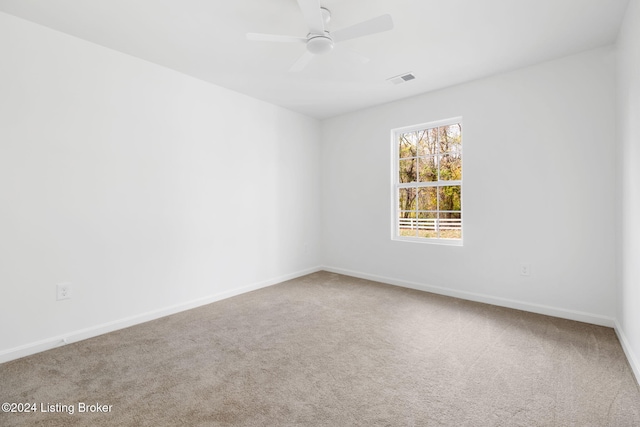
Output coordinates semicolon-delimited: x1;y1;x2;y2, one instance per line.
306;34;334;55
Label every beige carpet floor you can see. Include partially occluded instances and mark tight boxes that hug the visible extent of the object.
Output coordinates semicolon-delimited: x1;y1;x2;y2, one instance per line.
1;271;639;426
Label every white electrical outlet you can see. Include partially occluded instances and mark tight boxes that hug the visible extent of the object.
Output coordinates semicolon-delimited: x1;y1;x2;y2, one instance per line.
57;283;72;300
520;263;531;276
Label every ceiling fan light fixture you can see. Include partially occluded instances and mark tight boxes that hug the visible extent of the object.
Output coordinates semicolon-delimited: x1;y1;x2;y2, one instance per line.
306;35;334;55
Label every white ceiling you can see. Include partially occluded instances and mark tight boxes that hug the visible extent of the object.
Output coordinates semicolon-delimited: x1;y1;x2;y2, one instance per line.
0;0;630;119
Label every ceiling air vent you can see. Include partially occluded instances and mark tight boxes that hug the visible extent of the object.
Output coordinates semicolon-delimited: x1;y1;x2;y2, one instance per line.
387;72;416;85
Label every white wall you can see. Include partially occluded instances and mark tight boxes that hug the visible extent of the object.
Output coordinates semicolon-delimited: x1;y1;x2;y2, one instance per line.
0;12;321;360
617;0;640;380
321;47;618;325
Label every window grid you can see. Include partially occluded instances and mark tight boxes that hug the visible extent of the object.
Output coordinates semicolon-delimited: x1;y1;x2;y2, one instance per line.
393;119;462;243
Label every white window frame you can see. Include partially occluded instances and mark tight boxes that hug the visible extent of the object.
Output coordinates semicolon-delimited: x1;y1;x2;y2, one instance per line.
391;117;463;246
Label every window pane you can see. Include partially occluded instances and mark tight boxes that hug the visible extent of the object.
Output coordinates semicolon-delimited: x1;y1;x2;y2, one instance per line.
438;186;461;212
439;212;461;239
418;156;437;182
399;211;417;237
398;134;417;158
398;187;416;211
417;187;437;211
439;124;462;155
399;159;417;183
415;212;436;238
439;153;462;181
417;128;438;157
399;228;417;237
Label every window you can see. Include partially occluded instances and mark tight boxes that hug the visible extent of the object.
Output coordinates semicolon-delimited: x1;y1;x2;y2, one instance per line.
392;118;462;244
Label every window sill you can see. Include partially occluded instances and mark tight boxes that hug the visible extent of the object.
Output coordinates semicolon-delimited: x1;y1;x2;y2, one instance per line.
392;236;463;246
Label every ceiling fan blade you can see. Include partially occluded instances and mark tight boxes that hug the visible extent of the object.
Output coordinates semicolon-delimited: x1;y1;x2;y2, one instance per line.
246;33;307;43
332;14;394;43
289;51;315;73
296;0;325;35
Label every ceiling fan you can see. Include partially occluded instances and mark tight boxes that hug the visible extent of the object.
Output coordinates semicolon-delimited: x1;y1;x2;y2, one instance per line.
246;0;393;72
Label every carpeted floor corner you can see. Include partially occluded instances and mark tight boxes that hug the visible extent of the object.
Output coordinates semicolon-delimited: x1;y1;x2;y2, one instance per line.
1;271;639;426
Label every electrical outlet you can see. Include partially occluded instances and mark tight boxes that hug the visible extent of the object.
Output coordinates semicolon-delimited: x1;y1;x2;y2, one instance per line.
57;283;72;300
520;263;531;276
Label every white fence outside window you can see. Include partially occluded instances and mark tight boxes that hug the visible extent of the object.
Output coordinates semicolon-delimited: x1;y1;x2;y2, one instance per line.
398;217;461;231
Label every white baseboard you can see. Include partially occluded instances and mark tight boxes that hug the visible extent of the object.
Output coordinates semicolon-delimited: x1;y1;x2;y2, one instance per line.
322;265;616;328
0;266;322;364
614;320;640;386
